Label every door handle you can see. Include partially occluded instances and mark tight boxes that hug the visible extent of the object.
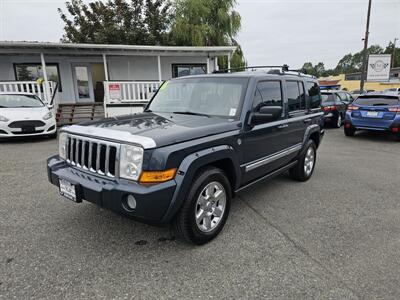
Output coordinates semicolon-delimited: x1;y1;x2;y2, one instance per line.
277;124;288;129
303;119;312;123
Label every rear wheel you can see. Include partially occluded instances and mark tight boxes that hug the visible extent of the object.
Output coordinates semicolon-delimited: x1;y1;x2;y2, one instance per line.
344;127;356;137
289;140;316;182
173;167;231;245
334;113;342;128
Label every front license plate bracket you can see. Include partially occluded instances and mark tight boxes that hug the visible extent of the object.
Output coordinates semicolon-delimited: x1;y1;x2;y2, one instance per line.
59;179;82;203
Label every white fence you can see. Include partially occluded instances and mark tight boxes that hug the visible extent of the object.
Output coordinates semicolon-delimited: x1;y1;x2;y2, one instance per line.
103;81;161;117
104;81;161;103
0;81;58;105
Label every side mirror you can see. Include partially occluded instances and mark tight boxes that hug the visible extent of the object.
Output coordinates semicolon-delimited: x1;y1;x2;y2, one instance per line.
47;104;54;109
250;106;282;125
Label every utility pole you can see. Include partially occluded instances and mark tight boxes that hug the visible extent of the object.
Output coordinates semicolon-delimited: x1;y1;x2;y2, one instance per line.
360;0;372;93
392;38;398;68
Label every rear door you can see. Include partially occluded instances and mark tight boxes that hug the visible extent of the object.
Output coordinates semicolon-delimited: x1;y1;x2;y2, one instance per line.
285;80;309;145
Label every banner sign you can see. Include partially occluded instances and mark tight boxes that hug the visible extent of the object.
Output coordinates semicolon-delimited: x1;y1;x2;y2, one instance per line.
367;54;391;82
109;83;121;100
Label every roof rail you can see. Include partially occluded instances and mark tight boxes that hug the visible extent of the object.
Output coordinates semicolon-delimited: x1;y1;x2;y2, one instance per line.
213;64;315;78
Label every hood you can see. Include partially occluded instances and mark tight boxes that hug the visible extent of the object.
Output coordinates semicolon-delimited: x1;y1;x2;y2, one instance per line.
79;112;240;148
0;106;49;121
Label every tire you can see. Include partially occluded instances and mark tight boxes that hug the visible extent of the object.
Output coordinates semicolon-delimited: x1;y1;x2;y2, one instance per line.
289;140;317;182
173;167;231;245
344;127;355;137
334;113;342;128
395;132;400;142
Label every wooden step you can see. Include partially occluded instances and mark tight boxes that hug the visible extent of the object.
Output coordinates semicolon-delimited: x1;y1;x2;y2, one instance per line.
56;103;104;126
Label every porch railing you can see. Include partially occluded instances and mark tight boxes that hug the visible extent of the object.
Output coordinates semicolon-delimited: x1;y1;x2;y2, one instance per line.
104;81;161;104
0;81;58;105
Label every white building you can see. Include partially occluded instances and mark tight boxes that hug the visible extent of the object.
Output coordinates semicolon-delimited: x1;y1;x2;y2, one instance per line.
0;41;235;117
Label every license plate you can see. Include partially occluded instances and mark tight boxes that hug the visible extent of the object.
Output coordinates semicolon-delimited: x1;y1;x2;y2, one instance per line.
366;111;379;117
21;125;35;132
59;179;78;202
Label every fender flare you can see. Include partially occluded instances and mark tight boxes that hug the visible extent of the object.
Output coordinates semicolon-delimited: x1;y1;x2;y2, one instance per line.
302;124;321;150
160;145;241;223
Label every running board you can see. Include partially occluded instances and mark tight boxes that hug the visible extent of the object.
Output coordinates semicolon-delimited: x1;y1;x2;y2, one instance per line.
235;160;298;193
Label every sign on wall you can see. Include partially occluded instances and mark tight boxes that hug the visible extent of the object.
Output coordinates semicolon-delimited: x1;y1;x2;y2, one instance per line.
367;54;391;82
109;83;121;100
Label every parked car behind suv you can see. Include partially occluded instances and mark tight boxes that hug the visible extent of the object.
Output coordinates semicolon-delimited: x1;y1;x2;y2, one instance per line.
321;90;354;128
344;92;400;140
0;92;57;139
47;69;325;244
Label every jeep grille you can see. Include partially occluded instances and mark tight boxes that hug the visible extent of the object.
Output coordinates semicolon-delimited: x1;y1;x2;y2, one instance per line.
65;134;119;178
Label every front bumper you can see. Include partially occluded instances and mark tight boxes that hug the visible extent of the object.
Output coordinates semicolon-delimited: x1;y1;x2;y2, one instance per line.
0;119;56;137
47;156;177;225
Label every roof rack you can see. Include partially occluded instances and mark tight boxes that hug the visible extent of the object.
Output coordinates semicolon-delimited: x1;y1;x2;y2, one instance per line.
213;64;315;78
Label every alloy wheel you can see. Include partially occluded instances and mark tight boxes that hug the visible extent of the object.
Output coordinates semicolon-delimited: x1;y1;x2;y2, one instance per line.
195;181;226;233
304;146;315;176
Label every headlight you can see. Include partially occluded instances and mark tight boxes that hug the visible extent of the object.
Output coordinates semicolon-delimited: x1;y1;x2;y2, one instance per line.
43;111;53;120
0;115;9;122
59;132;68;160
119;144;143;181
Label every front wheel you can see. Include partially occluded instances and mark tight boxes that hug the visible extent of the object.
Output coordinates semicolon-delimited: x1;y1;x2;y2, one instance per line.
289;140;317;182
173;167;231;245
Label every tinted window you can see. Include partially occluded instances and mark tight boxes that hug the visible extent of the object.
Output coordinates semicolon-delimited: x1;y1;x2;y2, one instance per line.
321;93;335;102
306;81;321;109
355;96;399;106
287;81;305;112
253;81;282;111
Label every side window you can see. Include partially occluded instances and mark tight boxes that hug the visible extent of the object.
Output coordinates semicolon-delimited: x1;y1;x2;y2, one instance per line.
335;93;343;103
306;81;321;109
287;81;305;112
252;81;282;112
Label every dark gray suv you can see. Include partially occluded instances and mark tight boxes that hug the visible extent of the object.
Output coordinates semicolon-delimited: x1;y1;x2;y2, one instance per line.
47;68;324;244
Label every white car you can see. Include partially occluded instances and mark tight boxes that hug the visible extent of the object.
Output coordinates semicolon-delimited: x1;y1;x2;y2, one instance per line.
0;92;57;139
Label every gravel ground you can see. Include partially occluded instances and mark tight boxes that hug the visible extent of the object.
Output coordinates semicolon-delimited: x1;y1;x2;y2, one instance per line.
1;129;399;299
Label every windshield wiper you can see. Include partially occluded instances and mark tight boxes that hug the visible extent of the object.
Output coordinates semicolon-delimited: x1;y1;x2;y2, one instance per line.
172;111;210;117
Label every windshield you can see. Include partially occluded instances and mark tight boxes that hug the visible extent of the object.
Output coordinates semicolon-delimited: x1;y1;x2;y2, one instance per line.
147;77;248;118
0;94;44;108
355;96;399;106
321;93;335;102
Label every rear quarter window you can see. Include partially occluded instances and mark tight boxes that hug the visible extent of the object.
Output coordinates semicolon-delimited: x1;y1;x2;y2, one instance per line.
306;81;321;109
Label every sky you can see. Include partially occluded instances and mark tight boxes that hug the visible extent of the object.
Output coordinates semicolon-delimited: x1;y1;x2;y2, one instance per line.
0;0;399;69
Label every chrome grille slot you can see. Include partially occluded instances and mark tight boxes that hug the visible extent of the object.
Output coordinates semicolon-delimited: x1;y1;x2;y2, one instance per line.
65;134;119;178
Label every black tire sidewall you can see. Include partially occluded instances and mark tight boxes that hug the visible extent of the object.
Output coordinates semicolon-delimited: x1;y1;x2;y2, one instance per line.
178;168;231;244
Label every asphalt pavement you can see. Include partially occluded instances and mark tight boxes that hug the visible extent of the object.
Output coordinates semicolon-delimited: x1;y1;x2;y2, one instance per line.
1;129;399;299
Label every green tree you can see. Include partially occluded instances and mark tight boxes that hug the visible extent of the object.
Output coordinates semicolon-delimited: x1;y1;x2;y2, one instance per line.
384;41;400;68
334;45;384;74
58;0;171;45
170;0;245;70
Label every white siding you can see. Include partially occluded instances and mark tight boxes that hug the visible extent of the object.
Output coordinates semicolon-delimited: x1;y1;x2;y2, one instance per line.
0;54;217;103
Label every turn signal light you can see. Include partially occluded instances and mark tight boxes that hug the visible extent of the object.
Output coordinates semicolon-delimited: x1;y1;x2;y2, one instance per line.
347;105;359;111
139;168;177;183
